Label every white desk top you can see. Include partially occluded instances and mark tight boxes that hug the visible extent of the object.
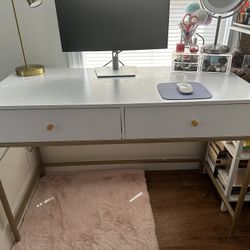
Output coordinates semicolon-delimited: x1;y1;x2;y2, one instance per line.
0;67;250;109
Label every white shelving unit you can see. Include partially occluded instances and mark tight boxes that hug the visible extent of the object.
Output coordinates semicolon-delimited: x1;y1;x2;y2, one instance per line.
205;140;250;211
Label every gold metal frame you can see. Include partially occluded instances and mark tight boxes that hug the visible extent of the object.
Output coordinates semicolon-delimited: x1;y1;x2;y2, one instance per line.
43;157;201;168
1;136;250;147
0;137;250;243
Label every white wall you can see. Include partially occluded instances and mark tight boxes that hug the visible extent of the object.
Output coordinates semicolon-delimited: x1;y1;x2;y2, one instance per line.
0;0;68;81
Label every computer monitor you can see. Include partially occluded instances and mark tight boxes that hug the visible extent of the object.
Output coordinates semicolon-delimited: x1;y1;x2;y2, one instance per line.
55;0;170;77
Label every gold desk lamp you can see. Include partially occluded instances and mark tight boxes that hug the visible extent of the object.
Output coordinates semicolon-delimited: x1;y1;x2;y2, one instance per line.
11;0;45;76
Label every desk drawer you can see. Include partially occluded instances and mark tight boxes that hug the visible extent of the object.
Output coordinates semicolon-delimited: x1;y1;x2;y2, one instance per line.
125;105;250;139
0;108;121;143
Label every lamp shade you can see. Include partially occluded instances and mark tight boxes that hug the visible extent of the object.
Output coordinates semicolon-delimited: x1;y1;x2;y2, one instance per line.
27;0;43;8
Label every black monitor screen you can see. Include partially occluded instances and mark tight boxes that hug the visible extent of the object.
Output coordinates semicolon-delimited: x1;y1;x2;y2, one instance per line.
55;0;170;52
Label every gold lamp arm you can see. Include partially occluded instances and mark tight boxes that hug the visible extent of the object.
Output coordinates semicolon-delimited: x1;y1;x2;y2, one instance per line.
11;0;28;69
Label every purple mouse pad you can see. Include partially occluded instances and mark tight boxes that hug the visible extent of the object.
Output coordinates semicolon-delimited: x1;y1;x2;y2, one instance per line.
157;82;212;100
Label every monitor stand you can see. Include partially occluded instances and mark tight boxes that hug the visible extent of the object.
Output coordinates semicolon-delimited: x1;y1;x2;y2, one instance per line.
95;50;136;78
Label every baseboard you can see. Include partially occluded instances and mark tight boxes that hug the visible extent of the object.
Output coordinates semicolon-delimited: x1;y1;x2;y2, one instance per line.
46;162;200;173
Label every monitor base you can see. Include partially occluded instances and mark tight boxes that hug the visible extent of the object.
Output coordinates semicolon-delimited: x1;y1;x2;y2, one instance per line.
95;66;137;78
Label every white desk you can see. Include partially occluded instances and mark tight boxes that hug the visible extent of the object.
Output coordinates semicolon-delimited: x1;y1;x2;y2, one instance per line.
1;67;250;144
1;67;250;241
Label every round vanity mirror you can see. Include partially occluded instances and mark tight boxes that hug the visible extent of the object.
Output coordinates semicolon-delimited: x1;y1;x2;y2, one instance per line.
202;0;245;14
200;0;246;54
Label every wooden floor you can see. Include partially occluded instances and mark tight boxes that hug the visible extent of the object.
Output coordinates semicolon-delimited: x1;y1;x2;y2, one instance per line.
146;170;250;250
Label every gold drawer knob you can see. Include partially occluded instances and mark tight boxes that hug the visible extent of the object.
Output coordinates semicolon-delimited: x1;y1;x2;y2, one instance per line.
191;120;199;127
46;124;54;131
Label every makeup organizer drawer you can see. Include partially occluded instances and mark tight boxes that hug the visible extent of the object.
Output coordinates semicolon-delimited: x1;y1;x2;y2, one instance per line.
0;108;122;143
124;104;250;140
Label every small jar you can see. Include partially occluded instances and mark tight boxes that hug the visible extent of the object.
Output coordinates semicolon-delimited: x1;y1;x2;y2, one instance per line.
189;38;199;54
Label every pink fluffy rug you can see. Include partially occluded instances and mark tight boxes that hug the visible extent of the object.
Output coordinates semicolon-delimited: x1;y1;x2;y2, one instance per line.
12;169;159;250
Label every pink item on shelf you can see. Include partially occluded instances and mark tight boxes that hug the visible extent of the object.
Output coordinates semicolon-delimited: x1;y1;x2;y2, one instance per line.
189;46;199;53
176;43;185;52
189;37;199;54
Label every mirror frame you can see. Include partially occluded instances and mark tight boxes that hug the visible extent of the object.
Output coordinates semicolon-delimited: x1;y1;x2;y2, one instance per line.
201;0;246;15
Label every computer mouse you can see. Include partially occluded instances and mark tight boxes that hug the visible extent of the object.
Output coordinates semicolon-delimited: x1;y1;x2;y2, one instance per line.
177;82;193;94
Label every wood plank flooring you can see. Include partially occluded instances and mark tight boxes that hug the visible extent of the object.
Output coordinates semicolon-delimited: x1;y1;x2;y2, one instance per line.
146;170;250;250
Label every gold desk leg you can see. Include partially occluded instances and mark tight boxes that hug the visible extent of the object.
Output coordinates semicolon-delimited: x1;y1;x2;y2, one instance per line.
34;147;45;177
0;179;20;242
230;159;250;233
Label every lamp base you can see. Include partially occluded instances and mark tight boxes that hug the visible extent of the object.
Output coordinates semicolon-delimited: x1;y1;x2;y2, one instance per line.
15;64;45;77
